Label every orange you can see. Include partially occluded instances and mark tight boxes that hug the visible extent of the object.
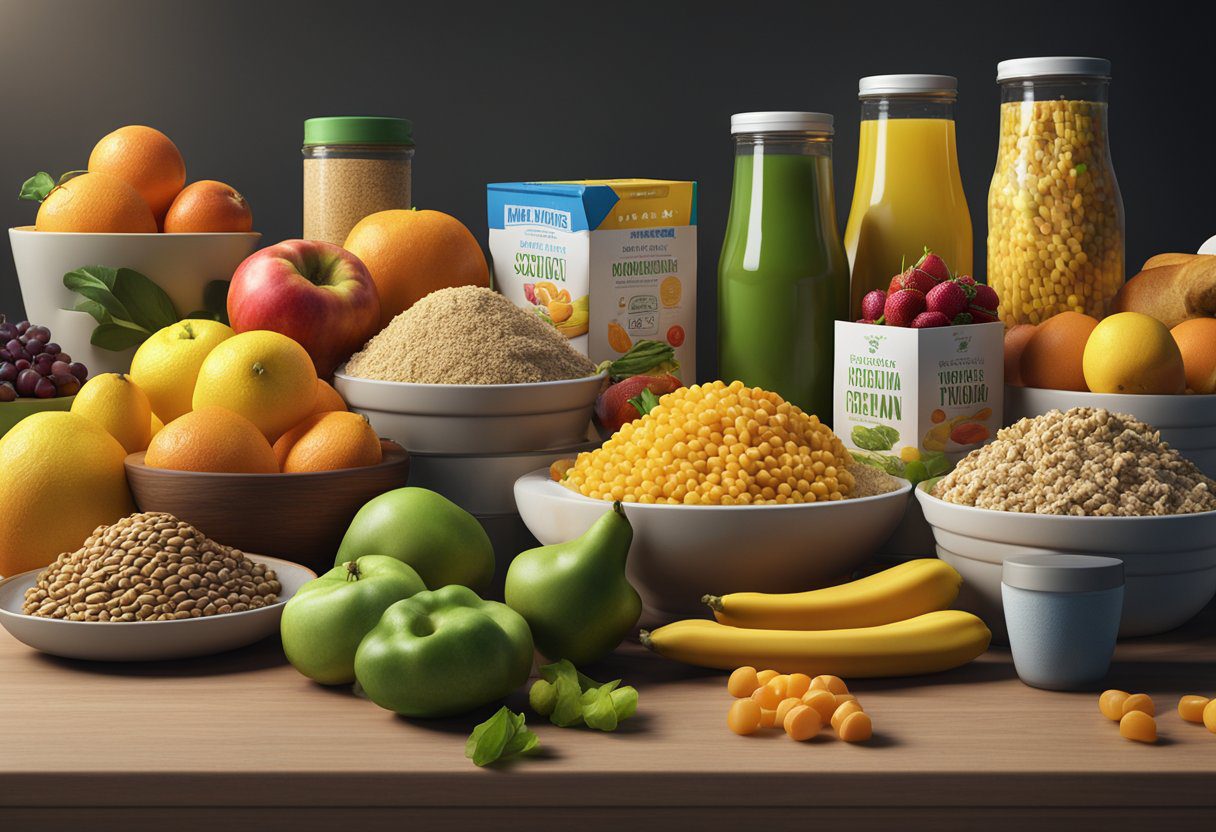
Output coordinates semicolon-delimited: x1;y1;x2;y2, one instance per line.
311;378;347;415
607;322;632;353
192;331;318;442
273;411;382;473
145;406;277;474
1020;311;1098;391
343;209;489;327
34;171;156;233
88;125;186;223
1171;318;1216;394
1003;324;1037;387
163;180;253;233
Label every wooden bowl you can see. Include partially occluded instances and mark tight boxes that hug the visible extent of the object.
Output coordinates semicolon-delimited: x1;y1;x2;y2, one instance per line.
123;447;410;574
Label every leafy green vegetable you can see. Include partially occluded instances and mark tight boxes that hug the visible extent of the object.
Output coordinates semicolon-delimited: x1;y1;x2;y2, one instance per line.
597;339;679;381
851;424;900;451
63;265;182;351
530;659;638;731
465;707;540;767
627;387;662;418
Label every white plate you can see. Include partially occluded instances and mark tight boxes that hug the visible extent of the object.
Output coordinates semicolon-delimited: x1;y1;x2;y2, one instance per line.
0;555;314;662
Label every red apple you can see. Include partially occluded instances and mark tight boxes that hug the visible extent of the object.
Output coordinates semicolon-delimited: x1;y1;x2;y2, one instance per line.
227;239;381;377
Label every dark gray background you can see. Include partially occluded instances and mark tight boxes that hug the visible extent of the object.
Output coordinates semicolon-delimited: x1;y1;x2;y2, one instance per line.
2;0;1212;379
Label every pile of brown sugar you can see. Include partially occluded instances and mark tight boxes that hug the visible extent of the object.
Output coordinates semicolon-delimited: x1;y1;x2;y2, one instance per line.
933;407;1216;516
344;286;598;385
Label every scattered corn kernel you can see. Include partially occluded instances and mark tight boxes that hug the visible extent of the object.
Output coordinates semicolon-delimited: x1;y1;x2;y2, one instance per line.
1119;710;1157;744
1205;699;1216;734
562;381;856;505
831;700;865;733
727;666;760;698
775;697;803;727
756;669;779;687
728;697;763;735
802;689;838;723
838;711;873;743
760;708;778;728
1121;693;1155;718
785;673;812;700
1178;695;1210;724
1098;689;1129;721
811;675;849;696
753;680;785;709
783;704;822;742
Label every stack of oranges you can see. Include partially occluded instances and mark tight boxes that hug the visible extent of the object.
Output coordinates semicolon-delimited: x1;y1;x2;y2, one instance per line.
26;125;252;233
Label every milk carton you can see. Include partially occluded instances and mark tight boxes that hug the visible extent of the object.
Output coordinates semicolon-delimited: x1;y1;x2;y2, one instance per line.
487;179;697;378
833;320;1004;483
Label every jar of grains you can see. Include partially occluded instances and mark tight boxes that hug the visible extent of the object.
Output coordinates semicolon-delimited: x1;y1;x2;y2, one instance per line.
988;58;1124;326
302;116;414;246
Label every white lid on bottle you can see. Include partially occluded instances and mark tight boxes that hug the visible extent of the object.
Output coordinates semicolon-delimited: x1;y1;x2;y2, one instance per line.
730;112;834;135
1002;554;1125;594
997;57;1111;82
858;75;957;97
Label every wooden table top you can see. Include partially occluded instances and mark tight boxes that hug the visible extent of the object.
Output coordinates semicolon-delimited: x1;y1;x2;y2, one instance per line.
2;604;1214;830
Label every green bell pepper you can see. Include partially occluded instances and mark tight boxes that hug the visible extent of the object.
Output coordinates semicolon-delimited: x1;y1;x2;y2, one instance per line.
354;584;534;718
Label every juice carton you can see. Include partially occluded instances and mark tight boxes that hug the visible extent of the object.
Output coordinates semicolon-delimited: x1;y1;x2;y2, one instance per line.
832;321;1004;483
487;179;697;378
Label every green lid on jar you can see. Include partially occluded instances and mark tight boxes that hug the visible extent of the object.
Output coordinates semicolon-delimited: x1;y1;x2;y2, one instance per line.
303;117;414;147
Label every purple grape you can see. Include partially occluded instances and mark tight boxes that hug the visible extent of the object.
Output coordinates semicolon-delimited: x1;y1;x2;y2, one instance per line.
23;337;45;355
15;321;29;335
16;368;40;396
44;342;61;356
5;339;25;359
0;381;15;403
69;362;88;382
0;362;15;384
25;325;50;342
0;349;8;363
0;322;16;342
51;360;70;377
33;355;54;376
52;373;80;397
15;359;30;371
33;376;55;398
57;352;72;365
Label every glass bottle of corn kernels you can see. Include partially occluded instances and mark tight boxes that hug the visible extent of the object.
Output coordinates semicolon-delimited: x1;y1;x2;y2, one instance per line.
987;57;1124;326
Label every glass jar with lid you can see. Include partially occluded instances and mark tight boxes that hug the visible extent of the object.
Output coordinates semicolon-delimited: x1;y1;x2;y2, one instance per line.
987;57;1124;326
302;116;414;246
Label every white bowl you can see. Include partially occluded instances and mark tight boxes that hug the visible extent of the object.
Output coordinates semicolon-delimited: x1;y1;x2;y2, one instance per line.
1005;385;1216;478
0;555;313;662
9;227;260;375
514;469;912;622
915;483;1216;639
333;370;605;454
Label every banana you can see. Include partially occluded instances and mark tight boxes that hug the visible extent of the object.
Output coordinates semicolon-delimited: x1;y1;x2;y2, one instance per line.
702;559;961;630
640;610;991;677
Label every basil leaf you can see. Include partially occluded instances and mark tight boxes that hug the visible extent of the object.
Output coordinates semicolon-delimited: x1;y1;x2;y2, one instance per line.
501;710;540;758
550;676;585;727
465;707;513;767
73;299;112;324
64;266;132;323
873;425;901;448
850;425;884;451
538;659;581;687
582;687;619;732
610;686;639;721
91;322;151;352
113;267;178;332
529;679;558;716
19;171;55;202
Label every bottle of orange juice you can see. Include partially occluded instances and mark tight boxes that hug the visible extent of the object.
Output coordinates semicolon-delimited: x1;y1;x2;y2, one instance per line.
844;75;972;318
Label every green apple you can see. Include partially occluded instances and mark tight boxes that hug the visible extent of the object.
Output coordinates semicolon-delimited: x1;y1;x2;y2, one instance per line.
280;555;426;685
336;487;494;592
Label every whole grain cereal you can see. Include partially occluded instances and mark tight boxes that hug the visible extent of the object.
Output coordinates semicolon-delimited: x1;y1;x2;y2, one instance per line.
848;462;902;498
344;286;598;385
933;407;1216;516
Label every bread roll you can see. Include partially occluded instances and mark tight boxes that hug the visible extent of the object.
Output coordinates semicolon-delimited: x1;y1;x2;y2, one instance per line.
1113;254;1216;328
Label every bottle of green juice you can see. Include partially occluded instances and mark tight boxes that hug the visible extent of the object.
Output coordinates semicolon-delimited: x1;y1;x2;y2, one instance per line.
718;112;849;419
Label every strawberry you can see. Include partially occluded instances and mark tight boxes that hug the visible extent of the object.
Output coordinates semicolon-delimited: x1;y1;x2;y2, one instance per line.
594;373;682;433
968;283;999;324
970;309;1000;324
955;274;977;287
911;311;951;328
925;281;969;320
887;273;905;294
861;290;887;322
915;250;951;283
903;268;938;295
952;311;974;325
883;288;927;327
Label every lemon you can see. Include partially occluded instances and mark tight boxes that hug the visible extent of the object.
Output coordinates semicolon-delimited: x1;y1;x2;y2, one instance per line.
0;412;135;576
1082;312;1187;395
70;373;153;454
150;411;165;438
192;330;318;441
130;320;235;422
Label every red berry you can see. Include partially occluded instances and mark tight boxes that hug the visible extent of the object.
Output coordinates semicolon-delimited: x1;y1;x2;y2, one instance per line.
898;268;938;295
970;309;1000;324
861;290;887;322
911;311;951;328
956;274;977;286
972;283;999;312
915;251;951;283
925;281;969;320
884;288;927;327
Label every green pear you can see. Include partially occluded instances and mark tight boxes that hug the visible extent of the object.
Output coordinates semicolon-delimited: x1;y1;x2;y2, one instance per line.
504;502;641;665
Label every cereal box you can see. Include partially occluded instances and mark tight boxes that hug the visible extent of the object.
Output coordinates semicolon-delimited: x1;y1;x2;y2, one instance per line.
487;179;696;378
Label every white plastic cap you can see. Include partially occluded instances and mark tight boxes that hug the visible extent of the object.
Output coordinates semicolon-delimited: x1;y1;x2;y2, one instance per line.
858;75;957;97
730;112;834;135
997;57;1111;82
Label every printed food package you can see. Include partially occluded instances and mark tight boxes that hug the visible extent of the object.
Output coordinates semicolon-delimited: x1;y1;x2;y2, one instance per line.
487;179;697;377
832;321;1004;482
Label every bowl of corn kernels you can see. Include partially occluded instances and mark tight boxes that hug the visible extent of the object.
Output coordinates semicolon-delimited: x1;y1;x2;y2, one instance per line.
514;380;912;621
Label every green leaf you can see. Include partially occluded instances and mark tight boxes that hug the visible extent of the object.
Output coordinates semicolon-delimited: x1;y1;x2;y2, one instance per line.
73;299;112;325
465;707;513;767
582;686;619;732
610;686;639;721
627;387;662;417
529;679;558;716
532;660;639;731
904;460;929;484
851;425;892;451
501;710;541;758
64;266;132;322
113;267;179;332
90;322;150;352
550;676;585;727
922;451;952;478
19;171;55;202
605;339;679;381
873;425;901;448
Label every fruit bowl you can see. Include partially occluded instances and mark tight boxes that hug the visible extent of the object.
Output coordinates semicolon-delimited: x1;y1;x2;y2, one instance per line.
915;480;1216;639
0;554;314;661
9;227;260;375
333;370;605;454
0;394;74;440
123;447;410;575
514;469;912;623
1004;385;1216;478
